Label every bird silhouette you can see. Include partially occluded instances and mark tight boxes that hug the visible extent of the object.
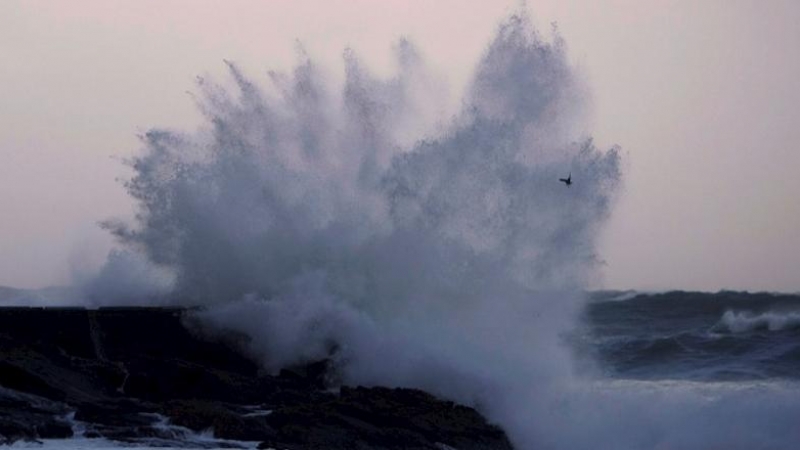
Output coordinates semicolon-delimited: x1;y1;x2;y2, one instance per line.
559;173;572;187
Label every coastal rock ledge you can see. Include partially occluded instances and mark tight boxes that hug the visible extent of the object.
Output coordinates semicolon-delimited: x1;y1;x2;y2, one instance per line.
0;307;512;449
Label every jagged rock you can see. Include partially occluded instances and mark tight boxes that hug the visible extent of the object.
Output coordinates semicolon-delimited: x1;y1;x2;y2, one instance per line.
258;386;513;450
0;360;67;401
0;388;73;443
0;307;513;449
162;400;278;441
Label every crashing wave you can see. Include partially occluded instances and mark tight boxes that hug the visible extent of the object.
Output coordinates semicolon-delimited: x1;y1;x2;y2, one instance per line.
91;12;622;449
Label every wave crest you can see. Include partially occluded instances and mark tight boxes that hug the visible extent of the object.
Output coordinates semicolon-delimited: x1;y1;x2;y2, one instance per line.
715;310;800;333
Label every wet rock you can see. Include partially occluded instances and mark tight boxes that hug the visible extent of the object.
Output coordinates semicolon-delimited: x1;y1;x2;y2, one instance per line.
259;386;512;450
0;389;73;442
162;400;278;442
0;307;513;449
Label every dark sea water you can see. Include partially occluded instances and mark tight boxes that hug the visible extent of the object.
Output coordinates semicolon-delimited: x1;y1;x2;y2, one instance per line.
580;291;800;381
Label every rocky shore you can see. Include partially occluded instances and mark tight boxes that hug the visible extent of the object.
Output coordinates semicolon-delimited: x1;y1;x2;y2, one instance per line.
0;307;512;449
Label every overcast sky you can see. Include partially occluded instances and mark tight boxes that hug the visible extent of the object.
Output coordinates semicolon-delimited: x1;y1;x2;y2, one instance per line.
2;0;799;292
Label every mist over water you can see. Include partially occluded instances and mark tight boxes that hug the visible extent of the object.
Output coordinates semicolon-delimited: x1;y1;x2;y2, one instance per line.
87;12;800;450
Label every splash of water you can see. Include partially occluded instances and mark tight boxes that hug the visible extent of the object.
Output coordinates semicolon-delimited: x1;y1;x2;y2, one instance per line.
97;12;620;448
104;17;619;305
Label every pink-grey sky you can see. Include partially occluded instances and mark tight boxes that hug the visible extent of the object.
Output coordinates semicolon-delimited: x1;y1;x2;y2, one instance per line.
1;0;799;292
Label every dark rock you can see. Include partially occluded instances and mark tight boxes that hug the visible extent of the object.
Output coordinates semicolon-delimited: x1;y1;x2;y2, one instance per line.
260;386;513;450
73;399;157;427
0;389;73;442
278;358;332;390
122;357;278;404
0;360;67;401
33;418;73;439
162;400;278;441
0;307;513;449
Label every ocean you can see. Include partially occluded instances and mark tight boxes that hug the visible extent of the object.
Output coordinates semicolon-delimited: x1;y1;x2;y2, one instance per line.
581;291;800;382
5;289;800;449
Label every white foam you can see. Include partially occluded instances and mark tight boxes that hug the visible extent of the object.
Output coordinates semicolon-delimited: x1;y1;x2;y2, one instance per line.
716;310;800;333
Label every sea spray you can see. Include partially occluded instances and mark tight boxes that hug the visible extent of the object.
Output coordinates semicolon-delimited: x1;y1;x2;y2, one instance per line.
94;12;621;448
101;13;619;303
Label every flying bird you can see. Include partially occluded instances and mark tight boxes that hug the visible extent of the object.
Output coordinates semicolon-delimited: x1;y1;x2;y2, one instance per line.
559;173;572;187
